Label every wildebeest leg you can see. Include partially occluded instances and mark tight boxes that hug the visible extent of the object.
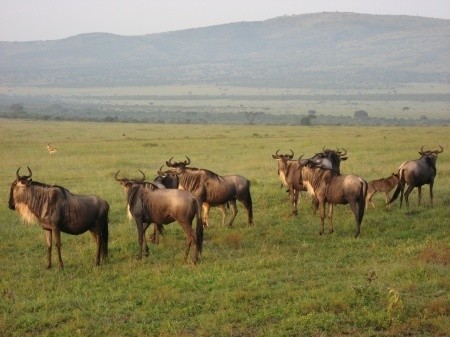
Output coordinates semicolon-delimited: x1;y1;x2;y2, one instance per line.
328;203;334;233
226;200;238;227
290;188;298;215
366;192;375;209
349;202;361;237
202;203;210;227
383;192;390;207
45;230;52;269
318;201;326;235
312;197;319;214
53;229;64;269
135;219;147;259
180;222;196;263
218;204;227;226
403;185;414;208
417;186;422;206
89;231;102;266
142;223;151;256
429;180;434;206
399;182;406;208
150;223;163;244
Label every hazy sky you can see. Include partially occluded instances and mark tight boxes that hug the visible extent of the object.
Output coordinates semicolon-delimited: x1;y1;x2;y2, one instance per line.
1;0;449;41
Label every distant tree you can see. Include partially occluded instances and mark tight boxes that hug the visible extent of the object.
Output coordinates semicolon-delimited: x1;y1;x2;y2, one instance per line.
103;115;118;122
308;110;317;117
420;115;428;120
9;103;25;113
402;107;410;111
301;115;316;126
354;110;369;118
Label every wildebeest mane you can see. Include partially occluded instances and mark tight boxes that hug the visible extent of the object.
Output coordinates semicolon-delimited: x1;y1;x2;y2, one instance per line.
304;166;334;192
13;181;71;223
176;167;223;190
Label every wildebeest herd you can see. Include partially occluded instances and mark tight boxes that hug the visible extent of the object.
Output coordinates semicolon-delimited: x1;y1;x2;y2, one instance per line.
8;145;443;269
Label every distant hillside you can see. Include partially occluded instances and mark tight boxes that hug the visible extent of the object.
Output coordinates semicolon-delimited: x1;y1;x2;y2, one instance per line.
1;12;449;88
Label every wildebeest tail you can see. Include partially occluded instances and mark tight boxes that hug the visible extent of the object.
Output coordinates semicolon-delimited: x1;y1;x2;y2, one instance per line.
358;180;367;225
100;202;110;259
196;203;204;254
388;170;403;204
247;192;254;225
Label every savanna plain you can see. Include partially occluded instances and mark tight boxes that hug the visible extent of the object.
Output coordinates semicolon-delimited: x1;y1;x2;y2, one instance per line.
0;119;449;336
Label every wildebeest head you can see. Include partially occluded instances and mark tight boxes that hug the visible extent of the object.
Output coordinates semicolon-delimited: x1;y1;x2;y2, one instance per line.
272;149;295;161
154;166;179;188
308;147;348;173
166;156;191;168
114;170;146;189
9;166;33;210
272;149;296;177
418;145;443;156
418;145;443;168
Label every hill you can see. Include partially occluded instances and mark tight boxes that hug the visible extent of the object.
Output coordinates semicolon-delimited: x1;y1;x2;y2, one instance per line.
0;12;449;88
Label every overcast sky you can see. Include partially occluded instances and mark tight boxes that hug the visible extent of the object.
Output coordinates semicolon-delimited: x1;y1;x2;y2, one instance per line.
1;0;449;41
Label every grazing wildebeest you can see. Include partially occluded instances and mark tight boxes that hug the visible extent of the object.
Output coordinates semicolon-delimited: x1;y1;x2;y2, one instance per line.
389;145;443;208
8;167;109;269
115;171;203;263
300;157;367;238
366;173;400;209
272;149;306;215
162;157;253;227
155;164;230;226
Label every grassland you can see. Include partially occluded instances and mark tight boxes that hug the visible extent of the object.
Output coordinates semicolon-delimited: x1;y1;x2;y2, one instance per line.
0;119;449;336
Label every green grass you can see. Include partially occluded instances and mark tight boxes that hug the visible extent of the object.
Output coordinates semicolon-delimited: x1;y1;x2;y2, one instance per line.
1;119;449;336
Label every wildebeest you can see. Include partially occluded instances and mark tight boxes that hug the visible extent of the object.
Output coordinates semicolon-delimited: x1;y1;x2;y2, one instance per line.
8;167;109;269
389;145;443;207
309;147;348;173
366;173;399;209
162;157;253;227
115;171;203;263
155;163;230;227
272;150;306;215
300;157;367;238
116;170;166;243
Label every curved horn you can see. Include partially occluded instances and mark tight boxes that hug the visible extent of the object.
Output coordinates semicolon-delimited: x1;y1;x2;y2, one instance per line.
185;156;191;165
114;170;122;181
166;157;174;167
138;170;146;181
436;145;443;154
17;166;32;179
419;145;425;155
157;165;165;175
339;148;347;156
275;149;280;156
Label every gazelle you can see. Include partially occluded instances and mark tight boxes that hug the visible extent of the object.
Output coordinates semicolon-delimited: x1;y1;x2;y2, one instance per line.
47;143;58;154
